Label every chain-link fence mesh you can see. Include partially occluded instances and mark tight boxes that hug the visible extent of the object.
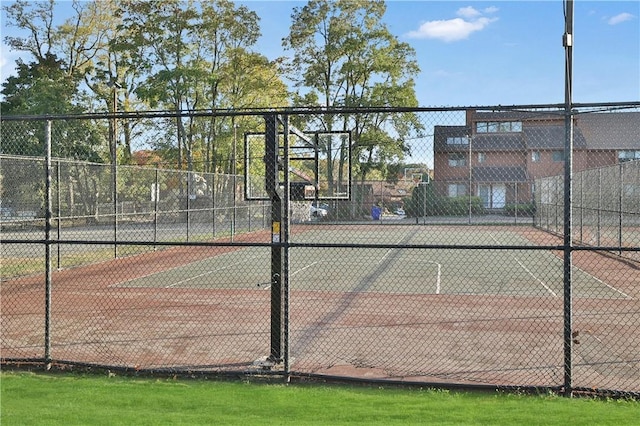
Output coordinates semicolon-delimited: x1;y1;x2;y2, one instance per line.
536;160;640;263
1;104;639;396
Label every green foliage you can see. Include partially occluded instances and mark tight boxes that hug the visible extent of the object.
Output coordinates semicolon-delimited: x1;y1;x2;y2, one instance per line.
2;0;427;182
283;0;423;204
504;203;536;217
1;55;105;160
431;196;485;216
2;55;77;115
2;0;288;174
405;184;485;217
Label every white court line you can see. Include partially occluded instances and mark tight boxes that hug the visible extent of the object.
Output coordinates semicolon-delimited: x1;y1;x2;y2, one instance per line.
164;254;263;288
490;234;557;298
570;264;631;299
434;262;442;294
514;257;557;297
377;234;411;264
490;234;631;300
112;251;263;288
291;261;319;276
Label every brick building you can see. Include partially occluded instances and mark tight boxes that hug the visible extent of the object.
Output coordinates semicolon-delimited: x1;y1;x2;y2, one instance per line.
433;110;639;210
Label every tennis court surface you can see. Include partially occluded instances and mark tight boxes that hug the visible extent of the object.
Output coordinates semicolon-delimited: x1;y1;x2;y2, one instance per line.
118;226;630;300
2;224;639;392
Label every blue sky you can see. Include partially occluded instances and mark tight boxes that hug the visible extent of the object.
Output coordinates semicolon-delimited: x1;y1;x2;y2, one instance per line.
1;1;639;106
248;0;640;105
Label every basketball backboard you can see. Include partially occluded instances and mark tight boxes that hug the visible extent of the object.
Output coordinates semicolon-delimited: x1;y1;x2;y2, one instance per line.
244;125;351;201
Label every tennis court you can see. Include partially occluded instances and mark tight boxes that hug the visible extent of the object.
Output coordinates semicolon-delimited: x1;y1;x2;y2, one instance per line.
116;226;630;301
2;222;638;391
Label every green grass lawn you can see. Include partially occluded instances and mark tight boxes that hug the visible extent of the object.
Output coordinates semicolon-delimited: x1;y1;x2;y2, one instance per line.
1;371;638;425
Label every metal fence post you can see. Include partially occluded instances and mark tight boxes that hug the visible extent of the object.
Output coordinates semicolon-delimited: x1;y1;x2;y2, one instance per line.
111;124;118;259
562;0;574;397
514;183;519;224
232;121;238;242
282;117;291;377
153;168;159;250
212;172;217;239
579;172;583;243
56;159;61;270
187;171;191;242
44;120;53;369
618;163;624;255
597;168;602;245
468;133;473;224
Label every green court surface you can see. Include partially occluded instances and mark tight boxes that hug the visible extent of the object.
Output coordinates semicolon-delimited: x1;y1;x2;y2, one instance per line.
118;227;629;300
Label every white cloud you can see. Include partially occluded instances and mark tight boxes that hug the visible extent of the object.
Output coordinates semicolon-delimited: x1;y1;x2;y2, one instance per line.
607;12;635;25
457;6;481;19
406;5;498;42
406;16;498;42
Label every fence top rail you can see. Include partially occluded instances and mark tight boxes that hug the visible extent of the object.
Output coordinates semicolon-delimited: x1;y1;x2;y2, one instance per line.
0;154;243;176
1;102;639;122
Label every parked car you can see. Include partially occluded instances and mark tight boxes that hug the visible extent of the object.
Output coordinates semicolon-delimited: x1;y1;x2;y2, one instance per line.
310;202;329;218
0;207;13;218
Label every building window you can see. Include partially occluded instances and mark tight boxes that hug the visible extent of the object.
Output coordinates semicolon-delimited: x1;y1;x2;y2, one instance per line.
619;150;640;162
552;151;564;162
476;121;522;133
448;184;466;197
448;153;467;167
477;152;486;163
531;151;541;162
446;136;469;145
505;121;522;132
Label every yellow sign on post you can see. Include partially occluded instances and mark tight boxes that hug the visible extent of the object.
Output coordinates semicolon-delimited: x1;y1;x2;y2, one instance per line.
272;221;280;243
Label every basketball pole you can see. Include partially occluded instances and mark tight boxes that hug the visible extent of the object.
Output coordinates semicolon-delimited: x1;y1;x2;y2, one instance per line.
264;113;284;365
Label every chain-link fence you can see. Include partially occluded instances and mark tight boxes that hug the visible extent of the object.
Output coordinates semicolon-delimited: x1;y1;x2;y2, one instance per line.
0;155;268;267
536;160;640;263
1;104;639;397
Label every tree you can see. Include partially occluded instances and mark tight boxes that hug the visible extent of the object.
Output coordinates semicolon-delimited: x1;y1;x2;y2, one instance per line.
116;0;198;173
215;50;289;176
3;0;290;177
116;0;288;178
76;0;142;163
3;0;59;63
283;0;424;209
195;0;286;175
2;1;123;221
1;0;116;161
1;54;104;160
